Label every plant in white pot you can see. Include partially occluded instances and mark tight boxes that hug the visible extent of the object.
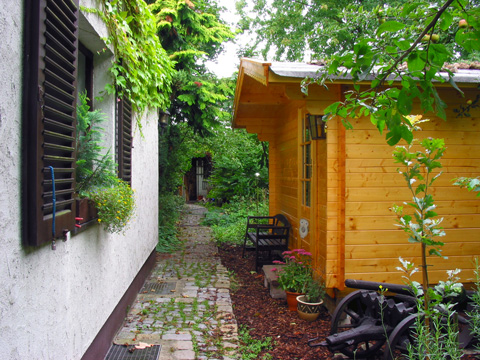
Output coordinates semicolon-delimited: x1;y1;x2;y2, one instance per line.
296;276;326;321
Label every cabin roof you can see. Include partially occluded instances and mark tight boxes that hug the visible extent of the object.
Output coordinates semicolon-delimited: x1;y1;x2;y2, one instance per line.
233;58;480;128
270;61;480;84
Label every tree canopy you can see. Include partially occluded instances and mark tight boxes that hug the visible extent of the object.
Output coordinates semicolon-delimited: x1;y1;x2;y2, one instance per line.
148;0;235;135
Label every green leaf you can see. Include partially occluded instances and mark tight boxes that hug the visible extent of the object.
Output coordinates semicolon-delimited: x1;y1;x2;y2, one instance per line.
323;101;341;116
377;21;406;37
448;76;464;96
395;40;411;51
401;3;421;17
386;45;398;55
456;29;480;51
439;10;453;31
397;89;413;115
432;88;447;120
407;51;426;72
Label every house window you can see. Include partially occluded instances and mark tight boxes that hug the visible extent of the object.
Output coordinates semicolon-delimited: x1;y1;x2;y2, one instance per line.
301;116;312;207
117;96;133;184
23;0;80;247
77;43;94;106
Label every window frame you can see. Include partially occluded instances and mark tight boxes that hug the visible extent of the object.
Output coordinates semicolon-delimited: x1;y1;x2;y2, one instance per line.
301;115;312;208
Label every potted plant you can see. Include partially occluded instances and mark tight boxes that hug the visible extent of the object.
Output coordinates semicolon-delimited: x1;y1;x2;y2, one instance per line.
296;276;326;321
273;249;314;311
75;93;135;233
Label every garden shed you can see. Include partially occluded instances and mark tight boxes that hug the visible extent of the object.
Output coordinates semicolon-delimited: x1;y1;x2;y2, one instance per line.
233;58;480;300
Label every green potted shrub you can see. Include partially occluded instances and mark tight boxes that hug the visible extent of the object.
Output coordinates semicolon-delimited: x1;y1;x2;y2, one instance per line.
296;276;326;321
75;93;135;233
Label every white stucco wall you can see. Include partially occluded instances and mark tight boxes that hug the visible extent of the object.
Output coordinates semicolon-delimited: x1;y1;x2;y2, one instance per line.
0;1;159;359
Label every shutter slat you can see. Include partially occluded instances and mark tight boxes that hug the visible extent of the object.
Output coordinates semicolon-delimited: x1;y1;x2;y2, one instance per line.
43;154;75;163
45;18;75;51
44;108;75;124
44;80;75;104
43;179;74;186
43;141;75;153
44;93;75;114
43;129;74;142
45;32;75;63
43;118;75;133
42;199;75;212
43;167;74;173
48;0;78;23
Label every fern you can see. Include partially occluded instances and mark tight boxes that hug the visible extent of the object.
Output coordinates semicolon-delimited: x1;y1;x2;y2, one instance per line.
76;93;117;196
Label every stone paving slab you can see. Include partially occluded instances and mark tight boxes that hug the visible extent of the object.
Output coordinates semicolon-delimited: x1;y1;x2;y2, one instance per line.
111;204;239;360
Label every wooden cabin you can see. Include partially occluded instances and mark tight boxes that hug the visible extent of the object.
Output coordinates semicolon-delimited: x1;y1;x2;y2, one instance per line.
233;58;480;301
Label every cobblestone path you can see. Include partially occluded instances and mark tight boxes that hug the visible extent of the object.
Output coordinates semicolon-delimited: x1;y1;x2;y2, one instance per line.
113;204;239;360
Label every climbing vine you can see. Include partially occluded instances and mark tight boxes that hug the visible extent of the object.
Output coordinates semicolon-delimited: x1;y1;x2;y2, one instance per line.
83;0;175;116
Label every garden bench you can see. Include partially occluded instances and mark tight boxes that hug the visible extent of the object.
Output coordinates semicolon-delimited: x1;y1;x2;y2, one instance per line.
242;214;291;270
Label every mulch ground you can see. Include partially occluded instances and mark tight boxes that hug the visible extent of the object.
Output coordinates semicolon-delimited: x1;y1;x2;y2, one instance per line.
218;244;479;360
218;244;332;359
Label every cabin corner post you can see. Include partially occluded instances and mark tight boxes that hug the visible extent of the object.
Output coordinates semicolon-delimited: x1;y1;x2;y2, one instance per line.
336;87;347;291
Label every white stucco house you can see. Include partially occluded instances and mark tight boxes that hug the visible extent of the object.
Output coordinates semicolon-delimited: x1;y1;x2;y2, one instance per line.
0;1;161;359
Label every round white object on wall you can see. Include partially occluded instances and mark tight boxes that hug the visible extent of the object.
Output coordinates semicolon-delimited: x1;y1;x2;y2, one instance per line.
299;218;309;239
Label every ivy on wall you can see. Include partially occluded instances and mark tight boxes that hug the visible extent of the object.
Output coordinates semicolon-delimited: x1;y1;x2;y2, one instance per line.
83;0;176;116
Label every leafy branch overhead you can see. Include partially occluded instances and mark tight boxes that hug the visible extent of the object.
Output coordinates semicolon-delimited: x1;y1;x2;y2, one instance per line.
317;0;480;146
240;0;480;145
85;0;176;115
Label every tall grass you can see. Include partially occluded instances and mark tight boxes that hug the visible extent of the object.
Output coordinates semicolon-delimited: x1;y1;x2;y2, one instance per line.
157;194;185;253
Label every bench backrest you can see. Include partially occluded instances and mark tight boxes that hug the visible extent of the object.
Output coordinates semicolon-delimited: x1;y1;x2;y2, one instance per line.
273;214;290;236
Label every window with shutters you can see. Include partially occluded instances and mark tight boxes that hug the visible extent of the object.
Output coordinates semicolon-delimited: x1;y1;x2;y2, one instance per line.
117;96;133;184
23;0;79;247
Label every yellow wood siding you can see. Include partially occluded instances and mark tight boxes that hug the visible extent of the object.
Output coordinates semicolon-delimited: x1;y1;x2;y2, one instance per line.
340;87;480;286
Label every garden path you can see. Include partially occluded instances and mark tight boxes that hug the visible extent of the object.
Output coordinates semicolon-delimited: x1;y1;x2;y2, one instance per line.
109;203;238;360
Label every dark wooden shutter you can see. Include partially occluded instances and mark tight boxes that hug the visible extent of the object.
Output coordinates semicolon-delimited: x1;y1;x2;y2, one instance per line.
23;0;79;246
117;97;133;184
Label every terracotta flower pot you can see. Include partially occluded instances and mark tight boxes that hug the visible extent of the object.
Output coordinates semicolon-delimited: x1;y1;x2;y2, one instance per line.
285;291;304;311
296;295;324;321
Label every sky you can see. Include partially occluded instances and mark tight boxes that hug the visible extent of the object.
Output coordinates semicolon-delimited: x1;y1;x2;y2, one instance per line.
205;0;243;78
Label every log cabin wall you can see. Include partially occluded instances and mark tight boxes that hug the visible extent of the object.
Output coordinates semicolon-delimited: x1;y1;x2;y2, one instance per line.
341;85;480;288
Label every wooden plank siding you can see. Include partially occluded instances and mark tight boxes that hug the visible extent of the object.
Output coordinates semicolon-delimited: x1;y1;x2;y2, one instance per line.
339;86;480;287
233;60;480;299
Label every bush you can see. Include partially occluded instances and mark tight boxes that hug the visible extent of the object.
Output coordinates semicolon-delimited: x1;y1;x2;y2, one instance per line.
203;195;269;245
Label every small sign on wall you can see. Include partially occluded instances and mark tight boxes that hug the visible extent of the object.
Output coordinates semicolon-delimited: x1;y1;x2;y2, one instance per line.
299;218;309;239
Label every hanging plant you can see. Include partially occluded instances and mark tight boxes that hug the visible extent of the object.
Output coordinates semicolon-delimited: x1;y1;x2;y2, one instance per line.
85;178;136;234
